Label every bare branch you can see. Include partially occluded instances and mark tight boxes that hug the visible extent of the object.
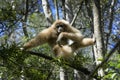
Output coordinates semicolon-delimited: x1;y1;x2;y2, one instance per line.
70;1;83;26
22;0;29;37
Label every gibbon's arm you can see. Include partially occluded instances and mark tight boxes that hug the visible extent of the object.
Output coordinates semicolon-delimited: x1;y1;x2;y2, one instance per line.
79;38;95;48
71;37;95;50
57;32;84;44
23;29;51;50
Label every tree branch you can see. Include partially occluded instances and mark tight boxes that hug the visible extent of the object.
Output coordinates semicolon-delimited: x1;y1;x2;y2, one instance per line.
25;51;91;75
22;0;29;37
88;40;120;79
70;1;83;26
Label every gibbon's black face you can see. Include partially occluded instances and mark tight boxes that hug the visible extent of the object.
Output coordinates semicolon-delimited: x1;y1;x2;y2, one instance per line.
56;24;65;33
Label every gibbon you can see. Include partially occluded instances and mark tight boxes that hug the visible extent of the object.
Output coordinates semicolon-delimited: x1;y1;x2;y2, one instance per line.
53;38;95;58
22;20;69;50
22;19;95;58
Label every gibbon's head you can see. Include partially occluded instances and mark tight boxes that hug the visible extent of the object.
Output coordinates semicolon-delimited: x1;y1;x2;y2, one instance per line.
52;20;70;34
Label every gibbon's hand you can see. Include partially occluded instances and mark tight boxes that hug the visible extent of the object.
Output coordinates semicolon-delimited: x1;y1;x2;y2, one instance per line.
56;33;64;47
92;34;96;44
56;40;62;47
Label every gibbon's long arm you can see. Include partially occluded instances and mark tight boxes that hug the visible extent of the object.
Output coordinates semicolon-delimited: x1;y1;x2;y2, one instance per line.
56;32;84;44
23;29;51;50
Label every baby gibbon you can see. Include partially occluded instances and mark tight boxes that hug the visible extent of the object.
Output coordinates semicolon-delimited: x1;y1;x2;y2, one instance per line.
53;38;95;58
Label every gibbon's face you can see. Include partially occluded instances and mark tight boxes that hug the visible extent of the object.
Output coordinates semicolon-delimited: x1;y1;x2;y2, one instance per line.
56;24;66;33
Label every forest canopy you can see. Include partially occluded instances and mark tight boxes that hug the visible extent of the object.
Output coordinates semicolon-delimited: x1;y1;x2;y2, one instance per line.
0;0;120;80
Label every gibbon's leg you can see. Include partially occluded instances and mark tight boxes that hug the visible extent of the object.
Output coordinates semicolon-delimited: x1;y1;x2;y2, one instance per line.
53;44;74;58
56;32;84;46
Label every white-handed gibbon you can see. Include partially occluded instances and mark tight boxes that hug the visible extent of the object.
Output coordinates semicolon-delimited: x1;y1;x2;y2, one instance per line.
22;19;95;58
22;20;69;50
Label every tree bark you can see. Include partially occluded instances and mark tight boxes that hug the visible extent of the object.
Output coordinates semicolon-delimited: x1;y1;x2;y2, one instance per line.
62;0;66;19
59;67;68;80
55;0;59;20
65;0;73;23
42;0;53;25
92;0;104;77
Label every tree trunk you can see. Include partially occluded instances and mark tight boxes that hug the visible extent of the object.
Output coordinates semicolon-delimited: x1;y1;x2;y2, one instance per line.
55;0;59;20
65;0;73;23
62;0;66;19
59;67;68;80
74;69;81;80
92;0;104;77
42;0;53;25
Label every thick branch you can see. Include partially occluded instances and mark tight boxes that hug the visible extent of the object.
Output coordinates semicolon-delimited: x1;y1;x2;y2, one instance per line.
25;51;91;75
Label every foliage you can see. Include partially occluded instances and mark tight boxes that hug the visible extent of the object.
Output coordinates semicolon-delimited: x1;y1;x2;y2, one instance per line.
103;54;120;80
0;0;120;79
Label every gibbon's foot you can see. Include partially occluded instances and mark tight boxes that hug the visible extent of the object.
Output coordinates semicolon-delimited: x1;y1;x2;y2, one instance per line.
92;34;96;44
